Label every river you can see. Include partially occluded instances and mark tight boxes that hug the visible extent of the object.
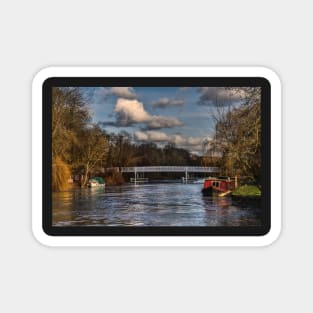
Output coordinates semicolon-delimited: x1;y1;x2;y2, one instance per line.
52;183;261;227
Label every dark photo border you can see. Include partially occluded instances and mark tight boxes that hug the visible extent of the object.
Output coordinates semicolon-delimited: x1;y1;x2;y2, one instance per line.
43;77;271;236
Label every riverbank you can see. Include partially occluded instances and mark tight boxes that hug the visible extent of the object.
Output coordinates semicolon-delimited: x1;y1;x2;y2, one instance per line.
231;185;261;205
232;185;261;197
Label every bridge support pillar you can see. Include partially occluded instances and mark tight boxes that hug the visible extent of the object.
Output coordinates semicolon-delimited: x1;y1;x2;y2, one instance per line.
134;167;137;185
185;168;188;184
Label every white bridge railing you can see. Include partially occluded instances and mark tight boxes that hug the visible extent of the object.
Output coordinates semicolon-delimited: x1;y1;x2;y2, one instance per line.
120;166;219;173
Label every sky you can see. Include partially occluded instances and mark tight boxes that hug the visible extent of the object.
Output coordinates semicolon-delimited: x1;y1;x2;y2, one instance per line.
81;87;244;155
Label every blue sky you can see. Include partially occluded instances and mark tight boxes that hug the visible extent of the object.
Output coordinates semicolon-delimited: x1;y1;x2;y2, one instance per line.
80;87;242;155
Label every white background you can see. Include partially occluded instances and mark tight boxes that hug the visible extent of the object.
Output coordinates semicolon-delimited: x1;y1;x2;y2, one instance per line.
0;0;311;312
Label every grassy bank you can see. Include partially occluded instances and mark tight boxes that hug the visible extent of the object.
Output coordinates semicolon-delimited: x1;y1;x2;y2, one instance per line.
232;185;261;197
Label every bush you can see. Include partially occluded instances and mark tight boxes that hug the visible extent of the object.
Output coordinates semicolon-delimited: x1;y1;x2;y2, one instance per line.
105;171;125;186
52;156;71;191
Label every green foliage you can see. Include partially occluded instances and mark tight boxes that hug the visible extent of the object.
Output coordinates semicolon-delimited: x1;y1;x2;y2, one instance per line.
232;185;261;197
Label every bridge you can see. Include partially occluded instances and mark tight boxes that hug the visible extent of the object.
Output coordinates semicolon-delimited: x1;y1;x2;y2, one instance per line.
119;166;220;183
120;166;219;173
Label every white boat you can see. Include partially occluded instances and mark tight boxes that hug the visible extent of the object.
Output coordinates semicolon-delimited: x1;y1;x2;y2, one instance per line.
193;178;205;184
87;177;105;188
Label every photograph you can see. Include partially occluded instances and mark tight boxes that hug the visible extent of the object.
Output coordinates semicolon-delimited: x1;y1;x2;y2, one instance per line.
51;85;263;228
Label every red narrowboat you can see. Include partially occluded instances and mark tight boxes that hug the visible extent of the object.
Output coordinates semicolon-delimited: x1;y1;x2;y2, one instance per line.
201;177;235;196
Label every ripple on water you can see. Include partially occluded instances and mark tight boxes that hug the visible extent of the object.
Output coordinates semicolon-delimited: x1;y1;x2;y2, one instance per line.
52;184;261;227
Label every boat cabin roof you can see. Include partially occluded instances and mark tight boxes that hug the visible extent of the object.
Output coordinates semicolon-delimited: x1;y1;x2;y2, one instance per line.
204;177;232;181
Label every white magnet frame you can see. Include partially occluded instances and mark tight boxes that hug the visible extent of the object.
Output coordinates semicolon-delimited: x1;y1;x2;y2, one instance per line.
32;67;281;247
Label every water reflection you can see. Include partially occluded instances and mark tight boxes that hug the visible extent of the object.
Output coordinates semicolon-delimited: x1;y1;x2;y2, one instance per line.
52;183;261;227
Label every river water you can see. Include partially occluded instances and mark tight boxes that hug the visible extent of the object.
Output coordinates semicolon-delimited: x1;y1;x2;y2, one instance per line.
52;183;261;227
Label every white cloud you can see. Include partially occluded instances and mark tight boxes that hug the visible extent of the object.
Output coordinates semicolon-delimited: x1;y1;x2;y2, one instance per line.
110;87;137;99
115;98;150;124
186;137;203;145
146;117;182;129
135;130;208;152
114;99;183;129
90;87;137;105
198;87;245;106
152;97;184;108
135;130;170;142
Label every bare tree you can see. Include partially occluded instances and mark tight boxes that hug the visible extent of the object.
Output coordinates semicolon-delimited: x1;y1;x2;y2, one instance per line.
77;126;109;187
204;87;261;185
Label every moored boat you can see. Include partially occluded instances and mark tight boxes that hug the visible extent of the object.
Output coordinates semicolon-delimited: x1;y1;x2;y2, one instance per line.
201;177;235;196
192;178;205;184
87;176;105;188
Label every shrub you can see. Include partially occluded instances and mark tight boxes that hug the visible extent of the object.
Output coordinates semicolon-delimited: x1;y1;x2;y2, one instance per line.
105;171;125;186
52;156;71;191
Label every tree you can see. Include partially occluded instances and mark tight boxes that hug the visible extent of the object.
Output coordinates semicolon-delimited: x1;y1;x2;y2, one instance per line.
52;87;91;191
164;144;190;166
216;102;261;182
105;132;142;168
76;126;109;187
137;143;164;166
207;87;261;185
52;87;90;163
